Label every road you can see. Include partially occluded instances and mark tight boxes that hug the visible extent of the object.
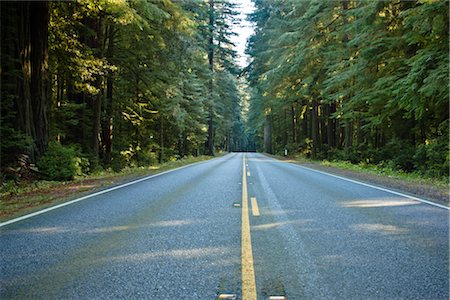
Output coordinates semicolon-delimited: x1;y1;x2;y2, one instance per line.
1;153;448;299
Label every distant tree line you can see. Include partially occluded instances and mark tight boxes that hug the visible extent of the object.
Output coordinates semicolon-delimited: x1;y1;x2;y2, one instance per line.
246;0;449;178
1;0;246;180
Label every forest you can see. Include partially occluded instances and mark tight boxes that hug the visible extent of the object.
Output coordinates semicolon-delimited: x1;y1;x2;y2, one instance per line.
0;0;448;183
246;0;449;178
1;0;246;181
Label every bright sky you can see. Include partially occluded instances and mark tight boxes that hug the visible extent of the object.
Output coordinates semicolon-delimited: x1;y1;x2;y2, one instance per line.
230;0;255;68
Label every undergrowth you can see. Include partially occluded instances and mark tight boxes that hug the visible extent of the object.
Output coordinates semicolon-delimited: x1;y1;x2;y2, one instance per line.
289;153;449;188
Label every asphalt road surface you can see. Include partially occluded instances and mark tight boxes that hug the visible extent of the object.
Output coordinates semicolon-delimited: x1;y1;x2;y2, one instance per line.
1;153;448;299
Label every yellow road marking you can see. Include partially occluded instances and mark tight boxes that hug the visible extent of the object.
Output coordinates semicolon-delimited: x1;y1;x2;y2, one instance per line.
247;171;251;177
251;197;260;217
242;155;257;300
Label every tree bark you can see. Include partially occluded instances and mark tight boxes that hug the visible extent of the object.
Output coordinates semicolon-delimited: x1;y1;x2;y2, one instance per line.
101;26;115;166
291;103;296;143
311;97;320;158
264;114;273;154
328;102;336;147
159;115;164;163
344;121;353;148
16;2;33;146
206;0;215;156
30;1;50;159
283;109;288;147
301;104;308;142
1;2;49;162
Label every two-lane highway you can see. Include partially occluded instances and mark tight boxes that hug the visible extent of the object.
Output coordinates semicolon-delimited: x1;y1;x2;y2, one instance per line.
1;153;448;299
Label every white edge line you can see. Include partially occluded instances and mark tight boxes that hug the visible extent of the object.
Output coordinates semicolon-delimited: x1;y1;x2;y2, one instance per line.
264;154;450;211
0;155;229;228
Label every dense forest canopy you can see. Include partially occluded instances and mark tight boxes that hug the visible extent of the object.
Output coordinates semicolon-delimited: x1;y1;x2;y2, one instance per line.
0;0;448;181
1;0;248;180
245;0;449;178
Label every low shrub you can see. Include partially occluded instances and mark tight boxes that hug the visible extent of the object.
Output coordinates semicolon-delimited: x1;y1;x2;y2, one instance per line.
110;151;128;172
36;142;78;181
414;138;449;178
371;138;415;172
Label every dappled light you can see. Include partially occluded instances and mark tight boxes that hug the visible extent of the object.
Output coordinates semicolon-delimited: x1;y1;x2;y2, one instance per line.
352;223;408;235
84;219;195;234
247;158;280;163
2;219;197;236
341;199;419;208
3;226;70;235
108;247;230;263
252;219;312;231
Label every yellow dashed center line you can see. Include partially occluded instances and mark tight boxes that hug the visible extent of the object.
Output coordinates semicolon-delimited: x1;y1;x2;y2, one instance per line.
241;155;257;300
247;171;251;177
251;197;260;217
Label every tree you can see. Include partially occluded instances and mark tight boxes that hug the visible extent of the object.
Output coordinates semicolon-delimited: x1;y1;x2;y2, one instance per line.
1;1;50;165
1;0;246;179
246;0;449;176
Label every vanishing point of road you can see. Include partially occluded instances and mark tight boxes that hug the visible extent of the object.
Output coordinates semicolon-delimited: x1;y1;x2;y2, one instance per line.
1;153;448;299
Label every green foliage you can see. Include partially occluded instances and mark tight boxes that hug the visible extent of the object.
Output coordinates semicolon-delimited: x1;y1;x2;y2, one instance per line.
1;0;245;183
414;138;449;178
110;151;128;172
36;142;79;181
0;93;33;169
377;139;416;173
246;0;449;179
0;127;33;169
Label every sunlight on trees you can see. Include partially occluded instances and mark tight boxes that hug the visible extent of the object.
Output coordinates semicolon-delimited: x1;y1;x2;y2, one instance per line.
1;0;248;180
245;0;449;178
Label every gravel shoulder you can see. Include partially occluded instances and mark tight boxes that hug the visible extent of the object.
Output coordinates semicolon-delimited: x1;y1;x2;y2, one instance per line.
267;154;449;207
0;155;219;222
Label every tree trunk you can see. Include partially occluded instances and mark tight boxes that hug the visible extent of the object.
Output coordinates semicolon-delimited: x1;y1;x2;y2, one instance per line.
264;114;273;154
101;75;113;165
159;115;164;163
206;0;215;156
311;99;320;157
101;26;115;166
327;102;336;148
291;103;296;143
93;20;105;166
16;2;33;148
178;131;185;158
344;121;353;148
301;104;308;142
336;116;342;149
283;109;288;147
1;2;50;162
341;0;350;150
30;1;49;159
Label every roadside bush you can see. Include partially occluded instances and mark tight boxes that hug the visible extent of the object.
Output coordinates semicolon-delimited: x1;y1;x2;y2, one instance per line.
110;151;128;172
378;138;415;172
74;156;90;176
135;149;158;166
300;138;313;158
36;142;78;181
0;127;32;170
414;139;449;178
327;147;363;164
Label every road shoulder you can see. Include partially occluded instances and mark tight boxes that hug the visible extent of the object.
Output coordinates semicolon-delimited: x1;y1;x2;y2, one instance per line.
265;153;449;208
0;155;223;223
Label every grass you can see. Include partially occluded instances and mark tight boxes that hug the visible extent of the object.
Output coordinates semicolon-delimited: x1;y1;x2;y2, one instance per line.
270;152;449;193
0;154;219;222
268;152;449;205
319;159;448;188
